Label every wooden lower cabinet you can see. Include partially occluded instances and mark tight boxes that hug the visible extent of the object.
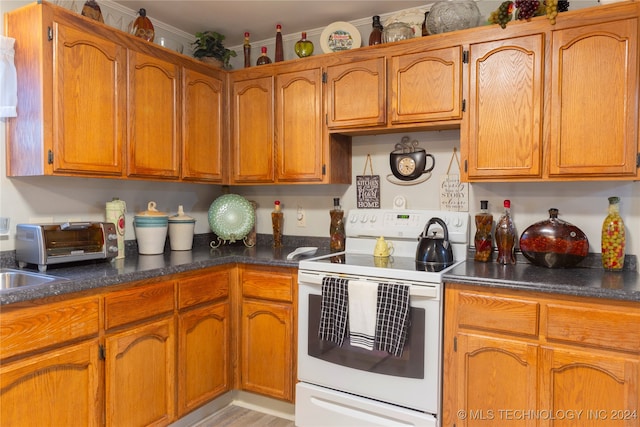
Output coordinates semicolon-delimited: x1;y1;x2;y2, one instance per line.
105;318;175;427
0;340;101;427
444;283;640;427
238;265;296;402
177;267;231;416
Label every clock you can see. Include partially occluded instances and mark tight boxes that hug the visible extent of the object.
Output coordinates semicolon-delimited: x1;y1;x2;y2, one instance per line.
389;148;435;181
397;157;416;176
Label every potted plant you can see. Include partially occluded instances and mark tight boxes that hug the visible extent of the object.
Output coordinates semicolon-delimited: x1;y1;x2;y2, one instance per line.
192;31;237;69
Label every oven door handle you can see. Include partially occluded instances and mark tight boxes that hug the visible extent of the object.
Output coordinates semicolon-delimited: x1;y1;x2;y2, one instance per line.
298;271;438;299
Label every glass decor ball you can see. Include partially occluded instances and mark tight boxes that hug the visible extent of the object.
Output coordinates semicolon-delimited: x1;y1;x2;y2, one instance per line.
426;0;481;34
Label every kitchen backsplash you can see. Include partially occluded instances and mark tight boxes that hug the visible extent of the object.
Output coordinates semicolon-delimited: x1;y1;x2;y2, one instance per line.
1;0;636;258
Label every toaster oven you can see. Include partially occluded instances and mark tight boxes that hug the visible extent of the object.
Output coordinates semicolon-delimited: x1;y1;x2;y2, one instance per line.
16;222;118;271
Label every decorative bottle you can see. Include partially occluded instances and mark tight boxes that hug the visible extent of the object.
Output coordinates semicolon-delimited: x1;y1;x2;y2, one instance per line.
329;198;346;252
495;200;516;264
368;15;383;46
421;11;430;36
294;32;314;58
275;24;284;62
601;196;625;271
272;200;283;248
474;200;493;262
130;8;154;42
243;32;251;68
256;46;272;65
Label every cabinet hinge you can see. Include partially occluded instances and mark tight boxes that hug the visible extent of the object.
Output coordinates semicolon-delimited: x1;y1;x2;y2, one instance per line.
464;159;467;173
453;337;457;352
322;164;326;175
636;153;640;168
47;150;53;164
47;26;53;41
99;344;106;360
325;113;328;126
322;72;327;84
462;99;466;113
463;50;469;64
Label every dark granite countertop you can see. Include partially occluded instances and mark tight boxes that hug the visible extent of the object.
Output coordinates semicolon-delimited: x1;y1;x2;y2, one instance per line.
443;260;640;302
3;235;639;305
0;234;330;306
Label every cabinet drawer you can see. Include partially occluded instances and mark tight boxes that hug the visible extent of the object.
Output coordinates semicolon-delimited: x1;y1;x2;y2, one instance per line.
178;269;230;309
0;296;100;360
105;281;174;330
545;304;640;353
456;291;539;337
242;268;294;303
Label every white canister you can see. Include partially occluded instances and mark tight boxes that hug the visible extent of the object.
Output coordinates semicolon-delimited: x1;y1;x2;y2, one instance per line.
134;201;169;255
106;197;126;258
168;205;196;251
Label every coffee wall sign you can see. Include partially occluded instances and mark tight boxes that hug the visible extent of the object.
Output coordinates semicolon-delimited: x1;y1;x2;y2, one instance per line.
356;154;380;209
439;148;468;212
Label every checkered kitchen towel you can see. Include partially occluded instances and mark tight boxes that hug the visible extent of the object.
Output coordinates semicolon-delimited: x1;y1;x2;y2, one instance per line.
375;283;410;357
318;276;349;346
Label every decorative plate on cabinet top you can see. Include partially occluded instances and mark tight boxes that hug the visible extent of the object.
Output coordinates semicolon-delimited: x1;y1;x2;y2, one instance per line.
208;194;255;243
320;21;361;53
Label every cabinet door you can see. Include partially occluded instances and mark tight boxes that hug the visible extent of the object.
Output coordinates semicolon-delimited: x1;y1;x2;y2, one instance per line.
325;57;386;129
540;346;639;427
0;340;101;427
549;18;638;178
182;68;224;182
466;34;544;180
127;51;180;179
105;318;175;427
178;301;229;415
275;67;324;182
451;333;538;427
390;46;462;124
52;21;126;176
241;300;294;402
231;76;274;183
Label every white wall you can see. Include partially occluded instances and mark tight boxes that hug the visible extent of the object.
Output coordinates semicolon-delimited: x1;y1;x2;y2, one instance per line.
2;0;638;257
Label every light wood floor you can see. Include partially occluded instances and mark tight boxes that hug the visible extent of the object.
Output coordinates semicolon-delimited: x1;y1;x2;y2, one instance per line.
197;405;294;427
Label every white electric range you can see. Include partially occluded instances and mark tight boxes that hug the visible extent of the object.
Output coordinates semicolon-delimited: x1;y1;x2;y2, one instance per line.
296;208;469;426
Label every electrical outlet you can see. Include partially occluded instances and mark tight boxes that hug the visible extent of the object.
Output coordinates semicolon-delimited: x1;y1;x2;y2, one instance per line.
297;207;306;227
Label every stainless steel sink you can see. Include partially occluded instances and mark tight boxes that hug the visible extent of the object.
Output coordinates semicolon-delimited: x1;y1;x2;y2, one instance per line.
0;268;69;290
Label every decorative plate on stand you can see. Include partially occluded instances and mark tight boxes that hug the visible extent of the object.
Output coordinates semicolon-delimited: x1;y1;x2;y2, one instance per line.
208;194;255;248
320;21;361;53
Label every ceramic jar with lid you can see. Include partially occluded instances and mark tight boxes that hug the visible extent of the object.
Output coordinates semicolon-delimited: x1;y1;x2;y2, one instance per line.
134;201;169;255
168;205;196;251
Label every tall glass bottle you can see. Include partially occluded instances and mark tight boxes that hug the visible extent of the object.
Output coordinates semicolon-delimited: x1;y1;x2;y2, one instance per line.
368;15;383;46
474;200;493;262
329;198;345;252
275;24;284;62
601;196;625;271
495;200;516;264
243;32;251;68
256;46;272;65
272;200;283;248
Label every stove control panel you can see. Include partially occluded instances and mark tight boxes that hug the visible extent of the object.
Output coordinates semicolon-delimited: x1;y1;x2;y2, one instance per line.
346;209;469;243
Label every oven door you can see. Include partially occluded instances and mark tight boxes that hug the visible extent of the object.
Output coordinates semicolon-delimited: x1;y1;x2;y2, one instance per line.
297;270;442;417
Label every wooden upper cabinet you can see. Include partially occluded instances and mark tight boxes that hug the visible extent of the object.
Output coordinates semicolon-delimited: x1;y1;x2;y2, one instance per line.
275;67;324;182
182;68;224;182
390;46;462;124
548;18;639;179
466;34;544;180
53;23;126;176
5;3;126;177
325;56;386;129
127;50;180;179
231;75;275;183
